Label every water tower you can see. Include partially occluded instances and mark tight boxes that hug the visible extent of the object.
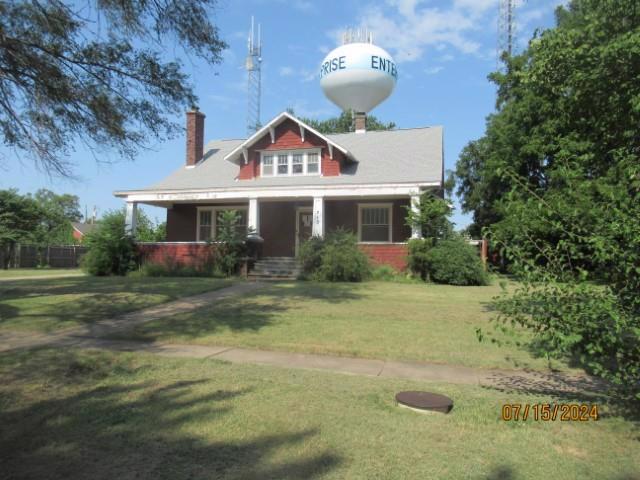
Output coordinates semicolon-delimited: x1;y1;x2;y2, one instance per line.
320;29;397;132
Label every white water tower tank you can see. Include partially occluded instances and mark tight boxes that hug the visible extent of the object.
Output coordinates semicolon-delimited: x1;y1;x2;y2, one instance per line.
320;30;397;113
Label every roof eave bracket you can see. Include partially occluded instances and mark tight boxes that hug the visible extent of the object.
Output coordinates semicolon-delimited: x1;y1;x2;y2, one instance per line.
299;125;305;143
269;127;275;143
242;147;248;164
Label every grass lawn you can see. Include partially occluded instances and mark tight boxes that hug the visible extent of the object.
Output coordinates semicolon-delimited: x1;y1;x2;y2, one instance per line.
0;348;637;479
0;276;234;333
119;281;565;371
0;268;84;278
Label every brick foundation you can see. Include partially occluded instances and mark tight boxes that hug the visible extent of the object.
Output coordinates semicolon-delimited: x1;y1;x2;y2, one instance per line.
358;243;408;271
138;243;215;269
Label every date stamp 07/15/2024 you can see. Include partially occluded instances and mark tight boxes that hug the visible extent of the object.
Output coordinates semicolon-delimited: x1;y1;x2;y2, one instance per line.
501;404;599;422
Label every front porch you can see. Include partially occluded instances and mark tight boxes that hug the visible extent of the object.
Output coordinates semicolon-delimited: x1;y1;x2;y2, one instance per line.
129;194;423;271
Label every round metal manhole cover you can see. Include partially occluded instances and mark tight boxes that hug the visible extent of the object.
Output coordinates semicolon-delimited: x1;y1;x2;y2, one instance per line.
395;391;453;414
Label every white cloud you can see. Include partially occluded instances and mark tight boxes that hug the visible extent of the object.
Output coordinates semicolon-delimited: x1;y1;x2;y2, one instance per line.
424;66;444;75
279;66;295;76
318;45;330;55
354;2;493;63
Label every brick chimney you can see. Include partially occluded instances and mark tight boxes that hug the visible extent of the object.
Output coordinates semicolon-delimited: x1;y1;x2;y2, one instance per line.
354;112;366;134
186;109;205;166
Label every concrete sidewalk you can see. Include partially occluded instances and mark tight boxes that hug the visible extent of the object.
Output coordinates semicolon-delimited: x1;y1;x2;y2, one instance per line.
57;337;606;394
0;272;86;282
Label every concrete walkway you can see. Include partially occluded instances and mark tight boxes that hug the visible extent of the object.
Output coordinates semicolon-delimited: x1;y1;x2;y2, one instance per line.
0;280;606;395
0;281;264;352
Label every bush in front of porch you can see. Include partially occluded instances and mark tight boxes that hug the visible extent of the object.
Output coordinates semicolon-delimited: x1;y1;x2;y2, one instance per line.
298;229;370;282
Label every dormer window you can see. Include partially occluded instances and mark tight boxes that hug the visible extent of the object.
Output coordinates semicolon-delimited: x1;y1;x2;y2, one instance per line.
260;149;322;177
262;155;274;175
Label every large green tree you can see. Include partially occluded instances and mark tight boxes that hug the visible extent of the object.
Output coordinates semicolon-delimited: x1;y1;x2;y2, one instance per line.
29;189;82;245
0;189;42;268
297;110;395;134
460;0;640;399
0;0;226;176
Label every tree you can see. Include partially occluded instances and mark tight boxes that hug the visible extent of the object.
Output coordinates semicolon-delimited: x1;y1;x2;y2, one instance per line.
82;209;136;276
462;0;640;400
405;191;455;280
0;189;42;268
0;1;227;176
29;189;82;245
296;110;395;134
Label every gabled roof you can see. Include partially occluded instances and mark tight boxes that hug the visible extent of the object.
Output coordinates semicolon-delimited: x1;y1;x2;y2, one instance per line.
71;222;97;236
113;125;444;195
223;111;350;163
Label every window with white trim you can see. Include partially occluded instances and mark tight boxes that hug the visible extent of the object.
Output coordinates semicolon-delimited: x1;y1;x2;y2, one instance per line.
292;153;303;174
260;149;322;177
197;207;248;241
277;154;289;175
307;152;319;174
262;155;273;176
359;204;392;242
198;211;213;242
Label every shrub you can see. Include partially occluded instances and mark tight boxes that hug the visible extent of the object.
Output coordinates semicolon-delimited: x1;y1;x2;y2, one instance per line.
425;238;489;286
298;229;370;282
407;238;434;280
214;210;247;276
298;236;325;277
82;210;137;276
370;265;398;281
136;262;223;278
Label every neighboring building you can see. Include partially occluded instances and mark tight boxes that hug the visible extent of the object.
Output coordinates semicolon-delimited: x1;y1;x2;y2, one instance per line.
114;110;444;271
71;222;97;243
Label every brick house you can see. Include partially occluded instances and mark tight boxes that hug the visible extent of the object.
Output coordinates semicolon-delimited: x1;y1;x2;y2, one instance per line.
114;110;444;272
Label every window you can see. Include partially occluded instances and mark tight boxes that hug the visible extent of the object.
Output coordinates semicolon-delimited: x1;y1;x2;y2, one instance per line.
307;153;319;174
359;205;392;242
292;154;303;174
260;150;321;177
198;207;247;241
262;155;273;176
198;211;212;241
277;154;289;175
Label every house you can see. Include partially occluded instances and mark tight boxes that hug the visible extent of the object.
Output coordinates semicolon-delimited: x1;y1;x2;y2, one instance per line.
71;222;97;243
114;110;444;271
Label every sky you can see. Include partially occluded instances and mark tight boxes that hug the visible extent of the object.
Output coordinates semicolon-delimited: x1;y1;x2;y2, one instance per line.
0;0;566;229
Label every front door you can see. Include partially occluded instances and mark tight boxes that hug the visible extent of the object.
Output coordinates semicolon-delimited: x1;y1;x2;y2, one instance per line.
295;208;313;256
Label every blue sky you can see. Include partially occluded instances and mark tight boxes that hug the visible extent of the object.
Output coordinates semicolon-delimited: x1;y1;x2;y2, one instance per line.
1;0;565;228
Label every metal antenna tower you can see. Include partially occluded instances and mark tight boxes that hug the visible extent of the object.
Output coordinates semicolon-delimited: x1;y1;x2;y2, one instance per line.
497;0;518;69
245;16;262;135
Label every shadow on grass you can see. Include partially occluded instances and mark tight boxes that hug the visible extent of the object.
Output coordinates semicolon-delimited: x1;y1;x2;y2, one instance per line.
0;276;231;332
116;282;366;342
0;349;341;479
482;368;640;423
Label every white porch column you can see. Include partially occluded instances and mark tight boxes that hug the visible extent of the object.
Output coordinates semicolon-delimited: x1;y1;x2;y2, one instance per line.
125;201;138;238
248;197;260;236
312;196;325;238
410;194;422;239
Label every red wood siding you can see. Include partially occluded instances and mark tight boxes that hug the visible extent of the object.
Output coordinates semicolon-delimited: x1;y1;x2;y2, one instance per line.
322;149;341;177
138;243;215;269
237;119;342;179
358;244;408;271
